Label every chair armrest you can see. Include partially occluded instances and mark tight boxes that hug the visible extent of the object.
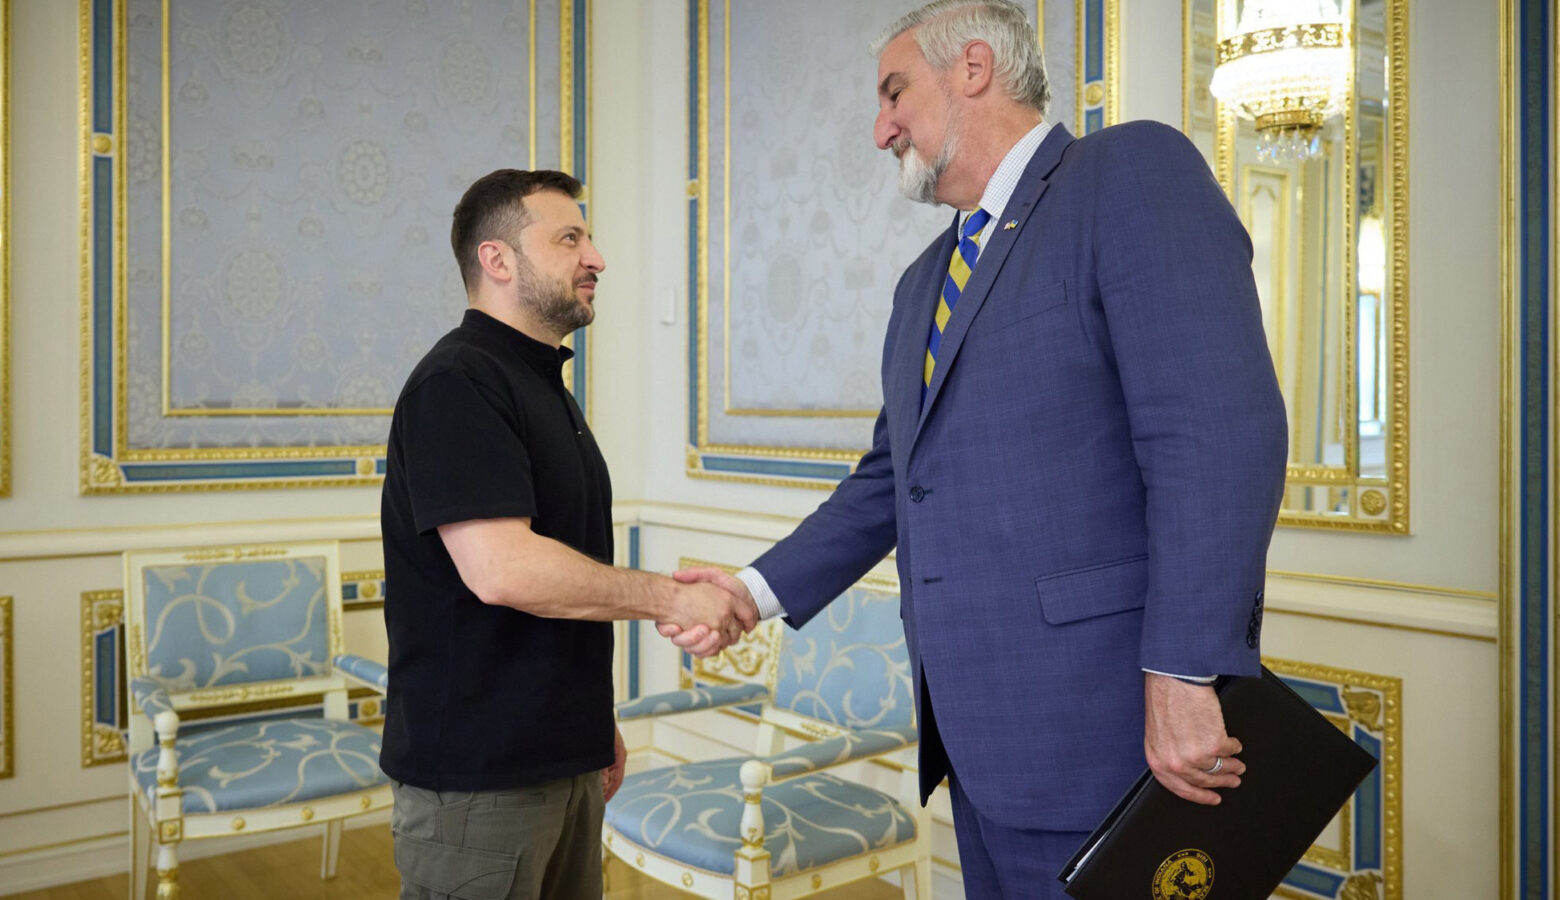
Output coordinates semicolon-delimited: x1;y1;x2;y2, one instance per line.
333;654;389;692
130;677;178;730
759;723;918;782
614;681;770;721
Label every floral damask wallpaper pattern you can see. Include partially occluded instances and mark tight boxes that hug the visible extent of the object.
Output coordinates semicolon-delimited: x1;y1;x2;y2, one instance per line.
126;0;536;448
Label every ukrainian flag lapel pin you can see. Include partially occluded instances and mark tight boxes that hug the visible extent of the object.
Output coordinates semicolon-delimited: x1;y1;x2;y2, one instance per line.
1002;219;1018;230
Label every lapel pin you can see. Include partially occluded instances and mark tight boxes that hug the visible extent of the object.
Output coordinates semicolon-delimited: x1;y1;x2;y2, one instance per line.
1002;219;1018;230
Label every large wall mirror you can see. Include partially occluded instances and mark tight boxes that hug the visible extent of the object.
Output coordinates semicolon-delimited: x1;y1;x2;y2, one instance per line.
1184;0;1408;533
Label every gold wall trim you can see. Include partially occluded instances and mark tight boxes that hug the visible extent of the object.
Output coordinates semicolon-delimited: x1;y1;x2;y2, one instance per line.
1267;607;1496;644
0;0;10;498
1496;0;1515;888
79;589;126;768
0;596;11;779
1267;570;1497;602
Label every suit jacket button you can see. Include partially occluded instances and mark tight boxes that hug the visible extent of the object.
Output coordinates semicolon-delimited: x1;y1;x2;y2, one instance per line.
909;485;926;503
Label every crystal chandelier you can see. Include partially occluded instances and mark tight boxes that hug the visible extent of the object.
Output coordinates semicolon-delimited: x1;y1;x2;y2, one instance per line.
1209;0;1352;162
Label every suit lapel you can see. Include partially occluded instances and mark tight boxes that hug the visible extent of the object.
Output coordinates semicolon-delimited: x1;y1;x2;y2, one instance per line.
912;124;1076;446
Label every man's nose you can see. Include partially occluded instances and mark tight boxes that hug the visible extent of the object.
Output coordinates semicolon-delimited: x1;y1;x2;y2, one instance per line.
874;110;899;151
581;241;605;273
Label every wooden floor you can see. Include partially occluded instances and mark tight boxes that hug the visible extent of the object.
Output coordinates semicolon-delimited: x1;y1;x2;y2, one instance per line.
3;826;903;899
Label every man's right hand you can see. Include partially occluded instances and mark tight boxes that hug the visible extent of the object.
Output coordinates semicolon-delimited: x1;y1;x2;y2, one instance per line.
659;571;757;658
659;567;757;657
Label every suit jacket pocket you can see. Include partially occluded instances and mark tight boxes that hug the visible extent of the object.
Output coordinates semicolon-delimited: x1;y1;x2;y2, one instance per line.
970;279;1068;336
1035;554;1149;625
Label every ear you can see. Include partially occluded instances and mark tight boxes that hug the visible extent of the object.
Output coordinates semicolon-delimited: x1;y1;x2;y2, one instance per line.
476;240;512;283
958;39;994;98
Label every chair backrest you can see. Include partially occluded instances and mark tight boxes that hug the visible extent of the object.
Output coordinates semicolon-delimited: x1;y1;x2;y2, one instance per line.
764;581;913;733
124;543;344;707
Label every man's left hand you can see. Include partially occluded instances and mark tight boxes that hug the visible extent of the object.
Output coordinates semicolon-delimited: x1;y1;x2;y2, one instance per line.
1143;672;1244;805
602;726;628;802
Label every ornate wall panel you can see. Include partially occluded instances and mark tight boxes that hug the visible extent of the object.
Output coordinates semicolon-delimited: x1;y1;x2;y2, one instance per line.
79;0;589;492
1266;659;1400;900
79;589;126;767
687;0;1097;487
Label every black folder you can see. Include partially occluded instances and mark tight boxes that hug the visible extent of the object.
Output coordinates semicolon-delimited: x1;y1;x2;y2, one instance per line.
1059;666;1378;899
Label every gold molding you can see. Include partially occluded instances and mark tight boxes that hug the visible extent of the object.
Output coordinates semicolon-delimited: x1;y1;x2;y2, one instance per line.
79;589;126;768
0;0;9;498
0;596;11;779
1074;0;1120;131
1496;0;1514;891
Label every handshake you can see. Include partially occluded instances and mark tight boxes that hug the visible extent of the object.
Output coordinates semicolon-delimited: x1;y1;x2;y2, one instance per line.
655;566;758;658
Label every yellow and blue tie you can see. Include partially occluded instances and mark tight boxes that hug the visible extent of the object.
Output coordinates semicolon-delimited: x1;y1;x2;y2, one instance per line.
924;207;993;391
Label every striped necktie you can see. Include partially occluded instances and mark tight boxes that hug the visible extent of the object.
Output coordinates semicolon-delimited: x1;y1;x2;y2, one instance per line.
924;207;992;388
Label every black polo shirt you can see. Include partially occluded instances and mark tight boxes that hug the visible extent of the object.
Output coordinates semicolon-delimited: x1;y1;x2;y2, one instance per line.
379;308;614;791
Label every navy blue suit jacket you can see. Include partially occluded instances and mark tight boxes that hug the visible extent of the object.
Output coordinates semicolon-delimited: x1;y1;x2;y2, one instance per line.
752;121;1288;831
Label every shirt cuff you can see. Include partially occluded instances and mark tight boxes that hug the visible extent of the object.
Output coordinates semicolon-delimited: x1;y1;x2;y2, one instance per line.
1143;668;1217;685
736;567;786;621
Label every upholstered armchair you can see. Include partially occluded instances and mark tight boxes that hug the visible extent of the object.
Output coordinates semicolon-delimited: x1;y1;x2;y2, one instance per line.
123;542;391;899
603;581;930;898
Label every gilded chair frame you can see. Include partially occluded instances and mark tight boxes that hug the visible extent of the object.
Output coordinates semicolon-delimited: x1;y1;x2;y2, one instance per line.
605;586;930;899
123;542;392;899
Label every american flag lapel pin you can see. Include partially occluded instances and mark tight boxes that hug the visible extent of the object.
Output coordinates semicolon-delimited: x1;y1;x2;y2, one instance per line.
1002;219;1018;230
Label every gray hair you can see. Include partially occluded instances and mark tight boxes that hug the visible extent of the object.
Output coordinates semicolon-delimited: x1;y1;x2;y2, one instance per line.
871;0;1050;115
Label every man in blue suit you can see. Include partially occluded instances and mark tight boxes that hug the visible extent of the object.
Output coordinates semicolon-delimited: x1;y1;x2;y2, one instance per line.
668;1;1288;894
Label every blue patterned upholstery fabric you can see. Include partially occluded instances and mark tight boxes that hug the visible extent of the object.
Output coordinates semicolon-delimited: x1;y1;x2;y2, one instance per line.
606;758;915;877
140;558;331;690
615;682;771;721
333;654;389;691
765;724;918;781
773;586;913;730
131;718;386;814
130;676;176;722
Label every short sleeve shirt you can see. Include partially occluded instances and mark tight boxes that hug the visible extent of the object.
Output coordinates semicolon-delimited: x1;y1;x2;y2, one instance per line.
379;309;614;791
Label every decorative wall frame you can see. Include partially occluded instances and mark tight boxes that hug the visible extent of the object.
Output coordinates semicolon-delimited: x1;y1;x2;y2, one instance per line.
340;569;385;611
1074;0;1117;134
80;589;126;767
1182;0;1410;533
685;0;1087;488
1265;658;1401;900
79;0;590;493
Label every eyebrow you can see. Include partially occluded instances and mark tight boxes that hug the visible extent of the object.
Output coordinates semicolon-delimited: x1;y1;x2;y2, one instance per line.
557;224;592;240
878;72;905;98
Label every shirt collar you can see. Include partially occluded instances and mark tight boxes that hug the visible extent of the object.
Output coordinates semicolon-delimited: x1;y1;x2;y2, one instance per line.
968;120;1053;226
461;308;574;374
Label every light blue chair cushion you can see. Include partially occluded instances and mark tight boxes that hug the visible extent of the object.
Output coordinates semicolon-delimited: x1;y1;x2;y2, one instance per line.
132;718;387;814
605;758;916;877
140;557;331;690
333;653;389;691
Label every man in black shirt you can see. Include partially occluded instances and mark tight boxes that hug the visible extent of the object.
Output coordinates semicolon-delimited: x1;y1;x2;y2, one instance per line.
380;169;755;900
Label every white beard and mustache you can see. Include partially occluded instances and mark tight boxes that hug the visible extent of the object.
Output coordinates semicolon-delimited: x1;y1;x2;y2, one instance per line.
894;111;960;205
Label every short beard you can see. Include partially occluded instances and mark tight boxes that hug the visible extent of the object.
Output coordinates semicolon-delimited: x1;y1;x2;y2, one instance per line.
896;112;960;205
515;257;595;337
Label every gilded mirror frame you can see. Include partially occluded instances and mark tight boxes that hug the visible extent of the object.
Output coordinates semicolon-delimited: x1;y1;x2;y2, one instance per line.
1182;0;1409;534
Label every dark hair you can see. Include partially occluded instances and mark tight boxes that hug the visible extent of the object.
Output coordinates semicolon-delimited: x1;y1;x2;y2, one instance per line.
450;169;583;290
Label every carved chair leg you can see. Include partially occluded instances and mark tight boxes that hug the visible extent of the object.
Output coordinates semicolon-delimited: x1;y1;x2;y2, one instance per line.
321;819;343;879
154;842;180;900
912;857;933;900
